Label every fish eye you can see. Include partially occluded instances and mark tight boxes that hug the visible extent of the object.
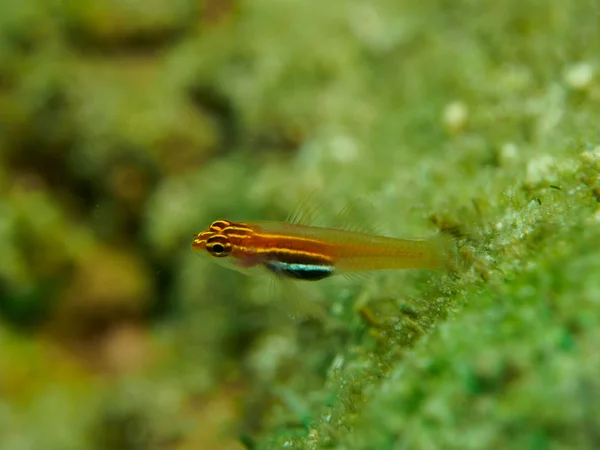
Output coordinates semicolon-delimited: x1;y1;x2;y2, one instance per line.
206;235;232;257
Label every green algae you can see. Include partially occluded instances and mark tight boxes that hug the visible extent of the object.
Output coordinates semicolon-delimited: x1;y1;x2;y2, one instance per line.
1;0;600;448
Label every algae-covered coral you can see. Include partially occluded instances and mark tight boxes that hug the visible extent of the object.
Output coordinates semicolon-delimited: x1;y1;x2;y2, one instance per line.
1;0;599;449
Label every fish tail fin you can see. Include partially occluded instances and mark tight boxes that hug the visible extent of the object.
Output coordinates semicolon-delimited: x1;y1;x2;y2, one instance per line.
428;233;460;272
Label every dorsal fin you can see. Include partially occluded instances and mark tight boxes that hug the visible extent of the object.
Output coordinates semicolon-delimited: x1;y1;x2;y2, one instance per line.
285;190;327;226
331;198;387;236
286;192;388;236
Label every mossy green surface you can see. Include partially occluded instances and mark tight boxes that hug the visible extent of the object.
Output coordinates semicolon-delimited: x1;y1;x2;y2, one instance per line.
1;0;599;449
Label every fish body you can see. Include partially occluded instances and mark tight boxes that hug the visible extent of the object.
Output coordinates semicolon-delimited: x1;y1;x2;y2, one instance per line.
192;219;450;281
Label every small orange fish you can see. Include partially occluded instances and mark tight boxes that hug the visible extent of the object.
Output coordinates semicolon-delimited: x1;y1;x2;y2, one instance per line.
192;219;452;281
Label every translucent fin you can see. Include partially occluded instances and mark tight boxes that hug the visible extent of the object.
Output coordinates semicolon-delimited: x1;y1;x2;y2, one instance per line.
285;190;326;226
331;198;387;236
342;270;374;282
268;275;332;324
430;232;460;272
286;193;388;238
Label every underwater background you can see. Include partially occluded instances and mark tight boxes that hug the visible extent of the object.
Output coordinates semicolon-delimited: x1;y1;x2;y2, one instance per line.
1;0;600;449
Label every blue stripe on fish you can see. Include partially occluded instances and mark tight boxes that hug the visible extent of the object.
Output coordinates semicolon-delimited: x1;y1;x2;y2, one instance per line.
264;260;334;281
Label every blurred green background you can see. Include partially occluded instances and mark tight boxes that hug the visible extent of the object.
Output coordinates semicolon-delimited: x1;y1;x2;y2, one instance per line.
1;0;600;449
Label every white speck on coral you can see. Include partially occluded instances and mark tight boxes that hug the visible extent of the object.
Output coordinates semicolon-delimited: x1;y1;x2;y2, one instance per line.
499;142;519;166
329;354;345;373
581;146;600;170
563;62;595;90
442;101;468;132
525;155;557;186
329;135;359;163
